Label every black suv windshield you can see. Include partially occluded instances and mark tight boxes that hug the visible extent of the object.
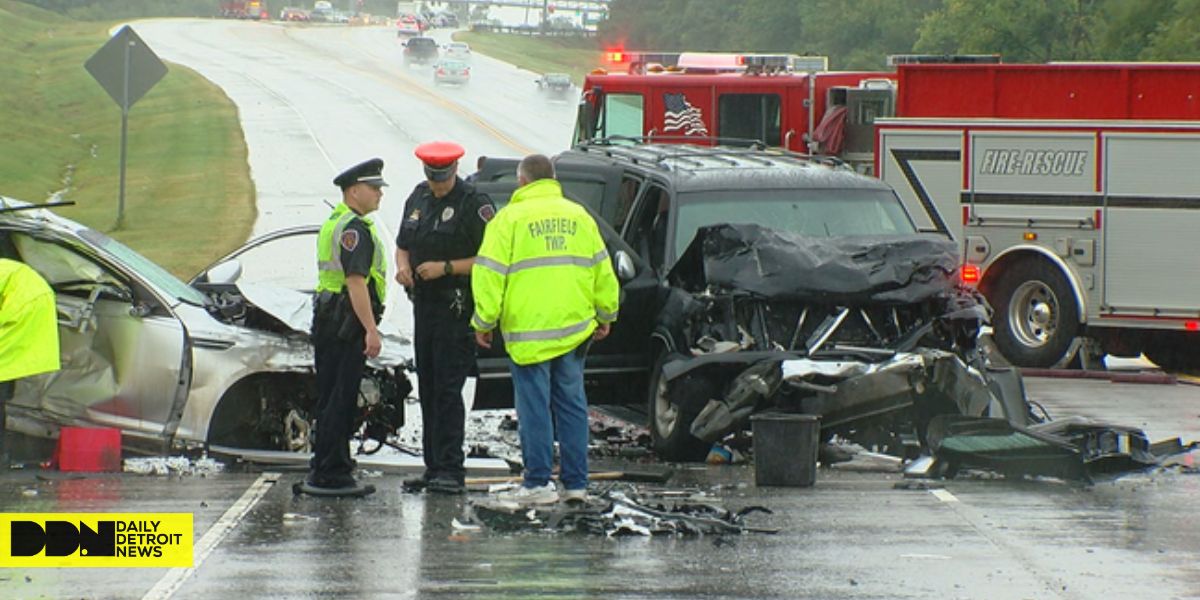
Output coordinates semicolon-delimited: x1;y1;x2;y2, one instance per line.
674;188;916;259
407;38;435;49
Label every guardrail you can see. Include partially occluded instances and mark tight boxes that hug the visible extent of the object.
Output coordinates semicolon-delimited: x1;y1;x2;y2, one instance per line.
469;24;597;38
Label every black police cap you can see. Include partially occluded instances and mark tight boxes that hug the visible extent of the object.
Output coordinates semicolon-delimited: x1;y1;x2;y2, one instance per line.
333;158;388;190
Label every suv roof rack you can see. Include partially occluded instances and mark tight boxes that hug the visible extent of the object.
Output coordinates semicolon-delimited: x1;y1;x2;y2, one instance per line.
575;137;848;173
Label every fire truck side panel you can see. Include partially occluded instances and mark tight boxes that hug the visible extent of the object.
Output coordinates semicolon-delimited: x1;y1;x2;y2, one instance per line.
1128;72;1200;119
1102;133;1200;314
897;64;1200;121
879;117;1200;366
578;71;891;152
876;128;962;236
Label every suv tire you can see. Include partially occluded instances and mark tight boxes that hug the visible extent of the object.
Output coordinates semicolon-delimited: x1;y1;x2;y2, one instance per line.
648;350;712;462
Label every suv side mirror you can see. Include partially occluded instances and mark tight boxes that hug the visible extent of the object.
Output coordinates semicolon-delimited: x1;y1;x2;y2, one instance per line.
614;250;636;282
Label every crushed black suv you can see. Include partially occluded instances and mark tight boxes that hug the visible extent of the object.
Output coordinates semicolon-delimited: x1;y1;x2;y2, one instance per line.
471;143;1027;462
402;37;438;67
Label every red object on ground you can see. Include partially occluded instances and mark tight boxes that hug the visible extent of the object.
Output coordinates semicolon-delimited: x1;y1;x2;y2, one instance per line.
53;427;122;472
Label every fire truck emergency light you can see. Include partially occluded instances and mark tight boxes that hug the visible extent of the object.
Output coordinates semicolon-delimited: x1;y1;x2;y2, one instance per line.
606;51;625;63
960;264;981;284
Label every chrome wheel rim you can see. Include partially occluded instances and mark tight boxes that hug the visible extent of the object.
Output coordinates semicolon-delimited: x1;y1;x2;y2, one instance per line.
1008;280;1059;349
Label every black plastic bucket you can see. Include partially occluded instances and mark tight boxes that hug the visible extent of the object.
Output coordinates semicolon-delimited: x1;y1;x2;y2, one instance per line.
751;412;820;487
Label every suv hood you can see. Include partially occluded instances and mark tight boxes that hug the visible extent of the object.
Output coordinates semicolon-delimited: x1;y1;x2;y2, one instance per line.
668;223;960;304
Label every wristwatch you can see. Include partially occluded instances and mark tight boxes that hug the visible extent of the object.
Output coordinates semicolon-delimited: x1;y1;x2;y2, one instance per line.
443;260;453;276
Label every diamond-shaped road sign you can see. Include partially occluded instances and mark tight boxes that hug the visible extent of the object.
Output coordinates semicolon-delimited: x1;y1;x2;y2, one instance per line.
85;25;167;111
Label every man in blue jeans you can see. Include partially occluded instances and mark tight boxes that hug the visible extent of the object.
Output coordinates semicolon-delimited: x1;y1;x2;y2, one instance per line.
471;154;620;505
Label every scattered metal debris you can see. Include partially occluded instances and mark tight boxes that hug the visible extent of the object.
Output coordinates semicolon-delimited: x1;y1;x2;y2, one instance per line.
467;487;777;536
123;455;225;476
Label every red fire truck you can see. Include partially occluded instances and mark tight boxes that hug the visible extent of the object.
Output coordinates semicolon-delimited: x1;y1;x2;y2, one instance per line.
876;62;1200;370
574;51;902;167
219;0;268;20
576;55;1200;370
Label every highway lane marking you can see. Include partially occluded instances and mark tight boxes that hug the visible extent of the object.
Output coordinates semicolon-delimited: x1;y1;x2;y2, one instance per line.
141;472;280;600
930;488;959;503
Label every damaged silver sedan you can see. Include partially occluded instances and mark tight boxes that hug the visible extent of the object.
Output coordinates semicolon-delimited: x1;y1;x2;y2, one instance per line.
651;223;1028;461
1;198;409;456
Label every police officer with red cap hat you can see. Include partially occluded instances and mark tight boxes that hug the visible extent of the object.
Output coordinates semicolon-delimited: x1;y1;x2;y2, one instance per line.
396;141;495;494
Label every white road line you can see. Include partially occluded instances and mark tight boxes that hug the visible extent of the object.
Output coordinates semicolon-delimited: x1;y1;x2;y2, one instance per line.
930;488;959;503
142;472;280;600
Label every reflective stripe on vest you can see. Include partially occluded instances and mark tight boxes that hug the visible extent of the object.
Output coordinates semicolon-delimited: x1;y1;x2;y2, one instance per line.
503;317;593;343
475;250;609;277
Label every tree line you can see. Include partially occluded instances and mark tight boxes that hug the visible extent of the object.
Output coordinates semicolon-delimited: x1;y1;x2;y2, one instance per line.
17;0;407;20
598;0;1200;69
19;0;1200;67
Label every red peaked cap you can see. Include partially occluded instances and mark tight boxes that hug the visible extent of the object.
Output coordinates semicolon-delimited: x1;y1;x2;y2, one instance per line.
414;141;465;168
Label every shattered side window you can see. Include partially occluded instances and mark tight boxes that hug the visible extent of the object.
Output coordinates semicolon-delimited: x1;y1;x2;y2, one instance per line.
77;228;207;306
12;233;122;289
673;189;915;259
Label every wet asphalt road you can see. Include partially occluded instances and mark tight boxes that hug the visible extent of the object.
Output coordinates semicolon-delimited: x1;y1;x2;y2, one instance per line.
3;375;1200;599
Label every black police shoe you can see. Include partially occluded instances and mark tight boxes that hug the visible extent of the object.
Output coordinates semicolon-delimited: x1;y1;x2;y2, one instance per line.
427;476;465;495
402;472;433;492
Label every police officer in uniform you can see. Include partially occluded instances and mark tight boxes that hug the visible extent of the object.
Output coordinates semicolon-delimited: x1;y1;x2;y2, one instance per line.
396;141;495;494
304;158;389;497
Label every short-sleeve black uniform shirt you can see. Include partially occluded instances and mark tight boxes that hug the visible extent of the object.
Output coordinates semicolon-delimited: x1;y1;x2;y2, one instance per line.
338;215;382;308
396;177;494;292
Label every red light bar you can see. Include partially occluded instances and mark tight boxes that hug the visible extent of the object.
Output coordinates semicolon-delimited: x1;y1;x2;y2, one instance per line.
1186;321;1199;331
961;264;980;284
607;51;625;63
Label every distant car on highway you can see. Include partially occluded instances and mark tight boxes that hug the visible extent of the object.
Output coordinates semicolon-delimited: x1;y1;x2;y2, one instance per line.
402;36;438;67
536;72;574;98
433;59;470;85
279;6;309;21
396;15;422;37
444;42;471;60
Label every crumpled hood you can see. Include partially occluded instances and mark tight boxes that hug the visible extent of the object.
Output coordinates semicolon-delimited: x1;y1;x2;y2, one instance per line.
668;223;960;304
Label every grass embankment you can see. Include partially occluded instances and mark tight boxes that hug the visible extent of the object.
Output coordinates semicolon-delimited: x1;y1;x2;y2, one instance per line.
0;0;253;278
452;30;602;84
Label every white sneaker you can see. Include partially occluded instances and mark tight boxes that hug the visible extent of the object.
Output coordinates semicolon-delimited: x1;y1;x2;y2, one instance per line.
496;482;558;505
560;488;587;503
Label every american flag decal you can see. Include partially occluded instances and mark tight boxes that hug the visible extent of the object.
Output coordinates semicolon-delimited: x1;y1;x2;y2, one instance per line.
663;93;709;136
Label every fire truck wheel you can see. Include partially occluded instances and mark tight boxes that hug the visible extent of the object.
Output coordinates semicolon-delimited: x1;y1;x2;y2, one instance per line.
647;351;711;462
990;258;1080;368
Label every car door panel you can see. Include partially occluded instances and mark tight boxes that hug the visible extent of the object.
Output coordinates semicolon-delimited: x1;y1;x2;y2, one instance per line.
8;233;189;445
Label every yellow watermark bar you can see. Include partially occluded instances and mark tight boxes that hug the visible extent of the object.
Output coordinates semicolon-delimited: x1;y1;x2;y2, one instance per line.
0;513;193;568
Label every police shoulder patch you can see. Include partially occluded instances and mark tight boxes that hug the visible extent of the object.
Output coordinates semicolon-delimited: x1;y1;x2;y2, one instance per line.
477;203;496;223
340;229;360;252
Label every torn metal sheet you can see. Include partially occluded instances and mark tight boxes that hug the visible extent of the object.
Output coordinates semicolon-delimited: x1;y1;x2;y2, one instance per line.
688;348;1019;447
669;223;960;304
926;414;1159;482
468;490;777;536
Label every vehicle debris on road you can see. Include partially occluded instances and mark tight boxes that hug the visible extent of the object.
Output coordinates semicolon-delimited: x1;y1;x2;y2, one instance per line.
466;487;777;536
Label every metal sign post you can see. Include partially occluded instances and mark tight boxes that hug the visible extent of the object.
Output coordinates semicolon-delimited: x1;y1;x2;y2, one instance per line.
84;26;167;228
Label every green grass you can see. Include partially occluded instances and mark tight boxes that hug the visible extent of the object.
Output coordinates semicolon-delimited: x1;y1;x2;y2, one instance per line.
452;30;602;84
0;0;253;278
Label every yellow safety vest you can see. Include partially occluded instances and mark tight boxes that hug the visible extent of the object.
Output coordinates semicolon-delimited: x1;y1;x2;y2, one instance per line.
0;259;60;381
316;203;387;302
471;178;620;365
